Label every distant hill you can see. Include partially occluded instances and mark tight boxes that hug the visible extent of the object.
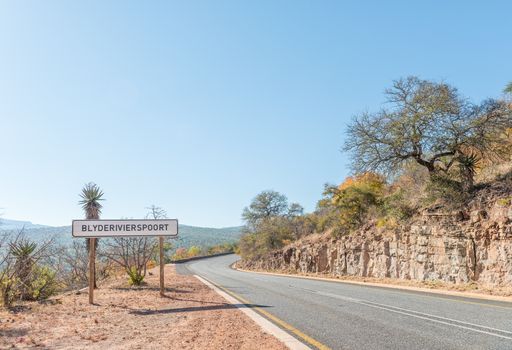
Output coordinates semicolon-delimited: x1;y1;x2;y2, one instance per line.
0;219;49;230
0;219;243;249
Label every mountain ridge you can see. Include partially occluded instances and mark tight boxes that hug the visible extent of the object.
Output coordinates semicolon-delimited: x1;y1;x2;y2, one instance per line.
0;218;243;249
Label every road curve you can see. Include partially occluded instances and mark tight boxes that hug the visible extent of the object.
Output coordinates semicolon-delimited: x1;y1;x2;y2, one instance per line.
177;254;512;350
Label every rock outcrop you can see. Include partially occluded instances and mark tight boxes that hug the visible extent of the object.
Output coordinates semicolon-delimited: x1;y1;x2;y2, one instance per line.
240;183;512;287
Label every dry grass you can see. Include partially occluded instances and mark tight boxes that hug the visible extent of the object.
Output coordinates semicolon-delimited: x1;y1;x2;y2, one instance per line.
0;265;286;350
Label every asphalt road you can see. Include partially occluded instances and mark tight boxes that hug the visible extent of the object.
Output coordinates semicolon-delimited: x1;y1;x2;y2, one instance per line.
177;254;512;350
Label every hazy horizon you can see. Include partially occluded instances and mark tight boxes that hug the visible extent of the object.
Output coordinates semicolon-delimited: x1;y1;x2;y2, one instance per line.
0;217;243;230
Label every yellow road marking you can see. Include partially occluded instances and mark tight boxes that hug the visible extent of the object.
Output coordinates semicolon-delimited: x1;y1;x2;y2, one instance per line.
202;276;331;350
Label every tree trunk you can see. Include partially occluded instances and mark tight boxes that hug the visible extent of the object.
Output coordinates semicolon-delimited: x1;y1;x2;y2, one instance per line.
89;238;96;304
415;157;436;175
86;237;98;289
461;170;474;193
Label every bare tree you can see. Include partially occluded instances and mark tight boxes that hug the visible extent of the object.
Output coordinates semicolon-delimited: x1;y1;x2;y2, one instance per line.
145;204;170;291
99;206;167;286
344;77;512;189
53;241;91;290
146;205;167;220
46;241;113;291
100;237;157;286
242;191;289;228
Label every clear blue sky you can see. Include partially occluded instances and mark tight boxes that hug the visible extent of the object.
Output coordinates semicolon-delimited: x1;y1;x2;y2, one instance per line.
0;1;510;227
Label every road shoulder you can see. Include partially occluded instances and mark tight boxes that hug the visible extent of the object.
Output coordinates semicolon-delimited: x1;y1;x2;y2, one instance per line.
194;275;312;350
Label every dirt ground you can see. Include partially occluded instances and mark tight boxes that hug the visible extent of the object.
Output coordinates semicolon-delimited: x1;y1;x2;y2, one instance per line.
0;265;287;350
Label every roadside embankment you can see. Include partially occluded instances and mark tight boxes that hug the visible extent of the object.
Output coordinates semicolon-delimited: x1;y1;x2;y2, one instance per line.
238;182;512;294
0;264;286;350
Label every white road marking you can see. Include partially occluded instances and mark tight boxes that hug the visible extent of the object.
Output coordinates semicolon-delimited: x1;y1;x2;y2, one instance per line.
296;286;512;341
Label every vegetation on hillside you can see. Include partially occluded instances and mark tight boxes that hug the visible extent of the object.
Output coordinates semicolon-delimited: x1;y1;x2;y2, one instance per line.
0;224;240;307
239;77;512;260
171;242;236;261
0;223;242;249
2;77;510;306
239;191;314;260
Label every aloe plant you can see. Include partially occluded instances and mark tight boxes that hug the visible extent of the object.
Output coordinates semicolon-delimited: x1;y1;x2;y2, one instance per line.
504;82;512;95
79;183;104;251
79;182;105;289
458;153;480;191
79;182;104;220
9;239;37;300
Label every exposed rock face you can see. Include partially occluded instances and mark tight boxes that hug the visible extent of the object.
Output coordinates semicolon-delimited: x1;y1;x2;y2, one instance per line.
240;185;512;287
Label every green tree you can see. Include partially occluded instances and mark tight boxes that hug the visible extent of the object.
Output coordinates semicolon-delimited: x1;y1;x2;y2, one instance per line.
239;190;308;259
287;203;304;217
242;190;289;227
78;182;104;288
344;76;512;190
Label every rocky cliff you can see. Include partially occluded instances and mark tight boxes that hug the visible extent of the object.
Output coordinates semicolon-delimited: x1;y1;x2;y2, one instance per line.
240;181;512;287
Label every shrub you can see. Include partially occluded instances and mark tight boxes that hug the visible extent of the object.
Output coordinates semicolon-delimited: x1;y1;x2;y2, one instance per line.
206;242;236;255
29;266;59;300
393;163;430;209
187;246;202;258
238;233;260;260
172;247;188;260
0;275;15;307
424;174;468;208
238;217;294;260
127;266;145;286
375;216;399;230
0;235;59;307
379;189;415;221
325;173;386;237
497;197;512;206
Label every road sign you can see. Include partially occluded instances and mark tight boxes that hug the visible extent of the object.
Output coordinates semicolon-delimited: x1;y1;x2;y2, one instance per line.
72;219;178;238
73;218;178;304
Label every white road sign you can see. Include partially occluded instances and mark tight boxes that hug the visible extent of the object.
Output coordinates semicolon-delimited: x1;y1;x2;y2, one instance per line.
72;219;178;238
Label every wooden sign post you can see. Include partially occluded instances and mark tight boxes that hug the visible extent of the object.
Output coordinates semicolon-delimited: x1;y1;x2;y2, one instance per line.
159;236;165;297
72;219;178;304
89;237;96;304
